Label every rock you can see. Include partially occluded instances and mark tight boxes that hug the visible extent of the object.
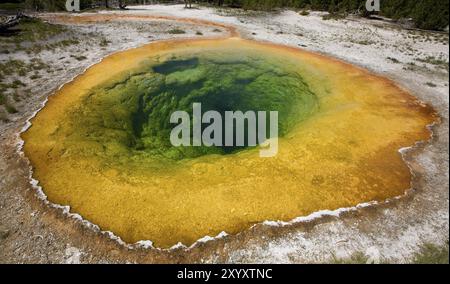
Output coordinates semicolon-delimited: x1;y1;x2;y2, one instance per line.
65;247;82;264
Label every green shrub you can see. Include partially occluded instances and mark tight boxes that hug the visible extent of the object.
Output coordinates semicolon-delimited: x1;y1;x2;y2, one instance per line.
167;29;186;34
299;10;310;16
5;103;18;114
0;93;6;105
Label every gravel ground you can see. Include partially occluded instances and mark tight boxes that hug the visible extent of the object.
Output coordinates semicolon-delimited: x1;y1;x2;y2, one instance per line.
0;4;448;263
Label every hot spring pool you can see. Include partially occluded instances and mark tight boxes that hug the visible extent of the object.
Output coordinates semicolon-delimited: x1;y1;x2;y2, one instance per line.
22;38;436;248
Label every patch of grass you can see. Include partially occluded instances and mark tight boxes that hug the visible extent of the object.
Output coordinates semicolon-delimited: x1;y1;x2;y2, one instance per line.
403;62;421;71
11;79;25;88
212;28;222;33
44;39;80;51
30;74;41;80
299;10;310;16
387;57;401;64
167;29;186;35
70;55;87;61
329;242;449;264
215;7;270;17
5;103;17;114
3;18;67;43
30;58;48;71
0;59;25;77
99;39;111;47
25;44;45;54
322;13;347;21
59;39;80;47
426;82;438;87
331;252;371;264
354;39;375;46
413;241;449;264
18;69;27;76
0;93;5;105
196;31;203;36
416;56;449;70
0;58;48;80
0;18;83;54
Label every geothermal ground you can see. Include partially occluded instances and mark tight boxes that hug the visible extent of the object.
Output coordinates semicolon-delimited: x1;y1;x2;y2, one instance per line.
0;4;448;263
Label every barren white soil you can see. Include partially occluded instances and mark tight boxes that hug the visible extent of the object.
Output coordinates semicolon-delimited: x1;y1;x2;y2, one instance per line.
0;4;448;263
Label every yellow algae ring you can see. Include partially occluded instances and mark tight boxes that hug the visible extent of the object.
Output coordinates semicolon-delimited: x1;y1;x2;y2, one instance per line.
22;37;437;248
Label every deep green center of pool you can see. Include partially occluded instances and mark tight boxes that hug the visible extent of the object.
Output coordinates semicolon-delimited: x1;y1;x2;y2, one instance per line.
70;51;318;161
